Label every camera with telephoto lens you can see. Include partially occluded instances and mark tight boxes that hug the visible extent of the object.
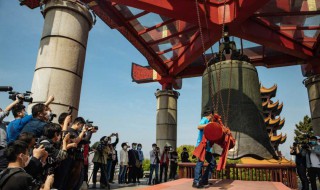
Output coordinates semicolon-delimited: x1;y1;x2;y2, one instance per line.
8;91;33;103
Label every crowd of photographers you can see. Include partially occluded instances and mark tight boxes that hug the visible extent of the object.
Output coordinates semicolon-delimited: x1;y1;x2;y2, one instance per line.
290;135;320;190
0;95;99;190
0;93;187;190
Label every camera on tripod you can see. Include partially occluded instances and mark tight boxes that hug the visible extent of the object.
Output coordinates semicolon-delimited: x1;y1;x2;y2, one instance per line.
8;91;33;103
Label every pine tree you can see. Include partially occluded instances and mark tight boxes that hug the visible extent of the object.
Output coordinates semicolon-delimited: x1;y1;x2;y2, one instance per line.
293;115;313;144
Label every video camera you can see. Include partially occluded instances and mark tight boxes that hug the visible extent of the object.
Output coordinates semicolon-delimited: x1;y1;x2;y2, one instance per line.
8;91;33;103
85;119;98;130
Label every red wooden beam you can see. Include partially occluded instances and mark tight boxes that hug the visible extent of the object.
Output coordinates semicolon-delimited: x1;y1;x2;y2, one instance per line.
169;27;221;75
109;0;220;28
233;18;314;59
157;42;191;55
276;26;320;31
126;10;149;22
230;0;272;28
147;26;198;45
253;11;320;17
138;18;176;35
88;0;168;75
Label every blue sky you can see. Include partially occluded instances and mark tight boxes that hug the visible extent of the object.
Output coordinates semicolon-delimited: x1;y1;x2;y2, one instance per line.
0;1;311;159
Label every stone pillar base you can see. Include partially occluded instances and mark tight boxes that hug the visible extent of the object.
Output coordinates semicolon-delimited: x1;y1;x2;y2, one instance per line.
155;90;179;150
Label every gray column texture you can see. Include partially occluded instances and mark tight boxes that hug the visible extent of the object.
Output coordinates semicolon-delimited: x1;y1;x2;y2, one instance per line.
28;0;93;120
202;60;276;159
155;90;179;150
304;74;320;136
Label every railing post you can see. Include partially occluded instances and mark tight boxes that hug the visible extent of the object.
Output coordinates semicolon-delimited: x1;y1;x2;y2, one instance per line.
226;165;230;179
178;163;185;178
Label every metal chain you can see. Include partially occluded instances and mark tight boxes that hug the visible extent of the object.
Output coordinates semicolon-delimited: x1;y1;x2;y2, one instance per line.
224;60;233;127
217;0;227;121
195;0;229;122
195;0;216;112
202;0;220;113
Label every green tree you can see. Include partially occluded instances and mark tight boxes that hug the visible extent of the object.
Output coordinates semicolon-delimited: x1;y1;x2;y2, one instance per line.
294;115;313;144
142;159;150;171
177;145;197;163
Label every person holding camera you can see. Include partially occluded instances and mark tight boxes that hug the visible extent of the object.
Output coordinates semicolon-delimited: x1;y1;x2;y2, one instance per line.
0;140;54;190
6;99;34;143
290;142;309;190
302;136;320;190
0;97;22;171
109;133;119;184
0;96;21;148
91;136;109;189
159;145;170;183
37;123;74;185
53;117;91;190
148;143;160;185
21;95;55;138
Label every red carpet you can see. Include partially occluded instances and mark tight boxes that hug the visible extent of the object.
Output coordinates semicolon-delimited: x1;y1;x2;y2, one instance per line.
141;178;290;190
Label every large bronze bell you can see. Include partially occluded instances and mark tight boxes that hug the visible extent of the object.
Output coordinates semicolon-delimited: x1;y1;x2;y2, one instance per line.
202;60;277;159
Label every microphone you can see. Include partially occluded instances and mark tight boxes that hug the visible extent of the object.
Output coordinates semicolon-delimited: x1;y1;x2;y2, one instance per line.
0;86;13;92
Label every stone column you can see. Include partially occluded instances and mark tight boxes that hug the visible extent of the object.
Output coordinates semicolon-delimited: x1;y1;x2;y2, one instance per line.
155;90;179;150
304;74;320;135
28;0;93;119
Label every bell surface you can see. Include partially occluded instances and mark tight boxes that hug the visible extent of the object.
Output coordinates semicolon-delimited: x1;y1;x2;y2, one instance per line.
202;60;277;159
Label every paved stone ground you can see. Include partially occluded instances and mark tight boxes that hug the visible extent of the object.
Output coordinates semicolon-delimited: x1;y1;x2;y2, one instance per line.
85;178;151;190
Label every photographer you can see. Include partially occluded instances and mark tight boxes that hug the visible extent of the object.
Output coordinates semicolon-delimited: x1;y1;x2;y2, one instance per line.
21;95;54;138
6;103;32;143
67;117;95;190
104;133;118;187
91;136;109;189
148;143;160;185
0;97;21;170
38;123;72;183
53;117;91;190
0;140;54;190
290;142;308;190
303;136;320;190
0;97;21;148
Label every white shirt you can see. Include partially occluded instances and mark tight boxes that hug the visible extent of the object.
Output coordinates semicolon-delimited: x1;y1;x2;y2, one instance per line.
120;149;128;165
150;150;160;164
310;151;320;168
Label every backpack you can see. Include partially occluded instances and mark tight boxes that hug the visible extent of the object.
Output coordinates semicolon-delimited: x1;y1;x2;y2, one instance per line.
0;168;24;190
